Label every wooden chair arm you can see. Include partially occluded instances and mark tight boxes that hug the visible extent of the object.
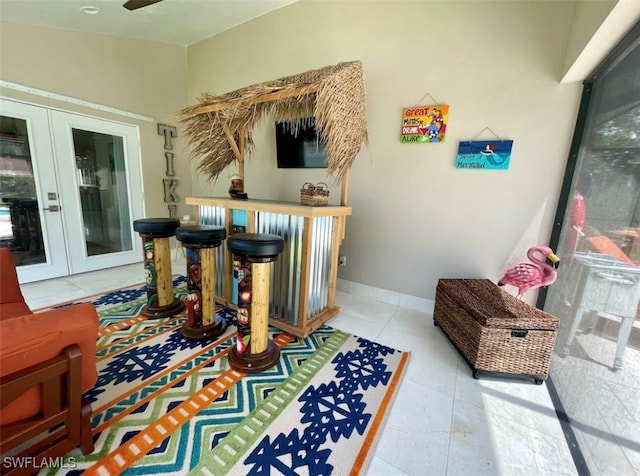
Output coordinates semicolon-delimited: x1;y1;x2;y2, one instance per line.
0;345;83;454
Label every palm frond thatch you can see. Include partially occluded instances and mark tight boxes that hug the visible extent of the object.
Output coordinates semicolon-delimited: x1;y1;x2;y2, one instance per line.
179;60;368;184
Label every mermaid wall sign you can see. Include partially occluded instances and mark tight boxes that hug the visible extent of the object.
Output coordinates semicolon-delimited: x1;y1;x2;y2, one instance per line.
455;140;514;170
401;105;449;143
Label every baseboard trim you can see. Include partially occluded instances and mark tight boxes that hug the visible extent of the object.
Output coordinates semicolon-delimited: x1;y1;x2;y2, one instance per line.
337;278;435;315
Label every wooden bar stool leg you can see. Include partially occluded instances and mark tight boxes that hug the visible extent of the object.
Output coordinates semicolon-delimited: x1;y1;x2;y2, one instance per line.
133;218;185;319
250;261;270;354
154;237;174;307
201;247;216;325
139;233;184;318
235;257;252;352
180;244;227;341
228;258;280;373
227;233;284;373
184;245;203;327
176;224;227;341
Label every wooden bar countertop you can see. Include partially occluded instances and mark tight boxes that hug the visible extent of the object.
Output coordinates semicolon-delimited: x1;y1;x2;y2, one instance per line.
186;197;352;218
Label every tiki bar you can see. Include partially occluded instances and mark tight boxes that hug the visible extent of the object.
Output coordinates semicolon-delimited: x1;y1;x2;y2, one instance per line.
180;60;368;338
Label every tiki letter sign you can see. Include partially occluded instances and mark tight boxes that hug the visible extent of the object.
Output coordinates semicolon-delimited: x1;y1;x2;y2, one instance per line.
164;152;175;176
158;123;178;218
163;178;179;203
158;124;177;150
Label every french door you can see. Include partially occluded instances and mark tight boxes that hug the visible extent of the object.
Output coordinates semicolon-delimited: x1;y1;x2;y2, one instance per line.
0;99;144;283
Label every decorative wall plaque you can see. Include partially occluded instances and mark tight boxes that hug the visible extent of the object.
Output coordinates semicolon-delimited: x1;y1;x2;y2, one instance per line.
455;140;513;170
400;105;449;143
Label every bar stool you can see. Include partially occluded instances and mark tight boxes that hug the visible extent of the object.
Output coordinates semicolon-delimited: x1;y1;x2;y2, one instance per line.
133;218;185;318
227;233;284;373
176;225;228;340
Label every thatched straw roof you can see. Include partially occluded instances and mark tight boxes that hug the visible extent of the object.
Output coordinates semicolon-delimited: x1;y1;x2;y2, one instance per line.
179;60;368;184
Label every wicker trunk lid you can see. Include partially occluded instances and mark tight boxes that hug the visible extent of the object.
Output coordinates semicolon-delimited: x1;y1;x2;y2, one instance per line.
434;278;559;382
436;279;558;331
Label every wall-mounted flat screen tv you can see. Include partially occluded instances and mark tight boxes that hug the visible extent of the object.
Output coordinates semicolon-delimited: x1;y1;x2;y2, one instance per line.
275;118;327;168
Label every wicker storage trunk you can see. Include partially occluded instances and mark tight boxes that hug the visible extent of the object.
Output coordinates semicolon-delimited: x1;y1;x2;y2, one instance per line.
434;279;559;384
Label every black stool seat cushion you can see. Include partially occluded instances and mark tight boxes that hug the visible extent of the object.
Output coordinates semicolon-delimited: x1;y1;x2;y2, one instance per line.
133;218;181;235
176;225;227;246
228;233;284;258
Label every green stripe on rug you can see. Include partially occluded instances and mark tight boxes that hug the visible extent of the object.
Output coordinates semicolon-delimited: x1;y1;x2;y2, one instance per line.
189;330;350;475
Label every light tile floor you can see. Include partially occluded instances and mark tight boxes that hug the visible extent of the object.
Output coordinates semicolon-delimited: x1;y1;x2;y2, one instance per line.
21;259;578;476
550;322;640;476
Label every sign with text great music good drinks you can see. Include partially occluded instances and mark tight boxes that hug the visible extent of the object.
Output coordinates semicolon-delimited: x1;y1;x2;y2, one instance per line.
400;105;449;143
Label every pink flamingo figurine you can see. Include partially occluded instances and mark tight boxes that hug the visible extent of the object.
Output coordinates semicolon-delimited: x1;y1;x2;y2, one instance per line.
498;245;560;298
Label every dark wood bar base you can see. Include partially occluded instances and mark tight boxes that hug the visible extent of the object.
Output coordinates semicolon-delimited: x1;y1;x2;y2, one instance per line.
142;299;185;319
228;340;281;373
181;319;227;341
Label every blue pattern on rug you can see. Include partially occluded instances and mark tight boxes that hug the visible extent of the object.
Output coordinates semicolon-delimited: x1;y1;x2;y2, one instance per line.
32;280;407;475
243;337;397;475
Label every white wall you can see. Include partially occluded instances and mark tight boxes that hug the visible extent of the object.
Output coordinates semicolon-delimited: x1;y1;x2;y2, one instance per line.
186;0;584;302
563;0;618;78
0;21;190;219
562;0;640;82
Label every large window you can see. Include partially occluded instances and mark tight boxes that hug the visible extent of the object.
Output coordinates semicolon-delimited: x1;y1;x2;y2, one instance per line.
542;22;640;475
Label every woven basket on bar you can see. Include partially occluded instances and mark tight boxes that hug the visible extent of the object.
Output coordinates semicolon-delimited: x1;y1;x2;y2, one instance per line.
300;182;329;206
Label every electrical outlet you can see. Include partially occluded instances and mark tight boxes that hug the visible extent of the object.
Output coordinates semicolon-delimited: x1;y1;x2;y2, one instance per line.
338;255;347;266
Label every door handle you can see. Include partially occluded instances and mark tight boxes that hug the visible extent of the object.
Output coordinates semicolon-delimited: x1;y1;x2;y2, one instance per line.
43;205;61;212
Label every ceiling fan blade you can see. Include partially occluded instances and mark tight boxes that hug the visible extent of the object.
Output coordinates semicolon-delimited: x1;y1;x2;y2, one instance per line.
123;0;164;11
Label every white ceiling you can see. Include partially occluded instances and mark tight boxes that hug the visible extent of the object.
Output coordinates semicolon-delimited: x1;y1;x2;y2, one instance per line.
0;0;298;46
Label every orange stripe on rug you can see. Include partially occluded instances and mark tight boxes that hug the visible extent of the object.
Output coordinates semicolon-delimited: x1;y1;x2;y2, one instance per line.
97;303;223;337
85;368;246;476
93;346;233;434
99;315;149;337
96;317;184;360
272;332;295;346
349;351;410;476
91;331;233;416
86;332;295;475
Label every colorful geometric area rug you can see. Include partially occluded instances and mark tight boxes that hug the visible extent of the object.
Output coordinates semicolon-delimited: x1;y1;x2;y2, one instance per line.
29;278;409;475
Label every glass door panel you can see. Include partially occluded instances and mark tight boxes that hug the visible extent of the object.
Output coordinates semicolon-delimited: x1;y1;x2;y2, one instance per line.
0;99;68;282
0;117;43;265
71;129;132;257
50;110;144;275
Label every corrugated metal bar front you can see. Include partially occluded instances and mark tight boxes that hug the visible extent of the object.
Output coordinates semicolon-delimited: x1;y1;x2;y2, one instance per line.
307;216;333;319
255;212;303;325
198;206;226;301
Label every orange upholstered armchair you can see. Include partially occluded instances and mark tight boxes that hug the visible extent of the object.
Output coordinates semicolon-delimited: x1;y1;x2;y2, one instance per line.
0;247;99;469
